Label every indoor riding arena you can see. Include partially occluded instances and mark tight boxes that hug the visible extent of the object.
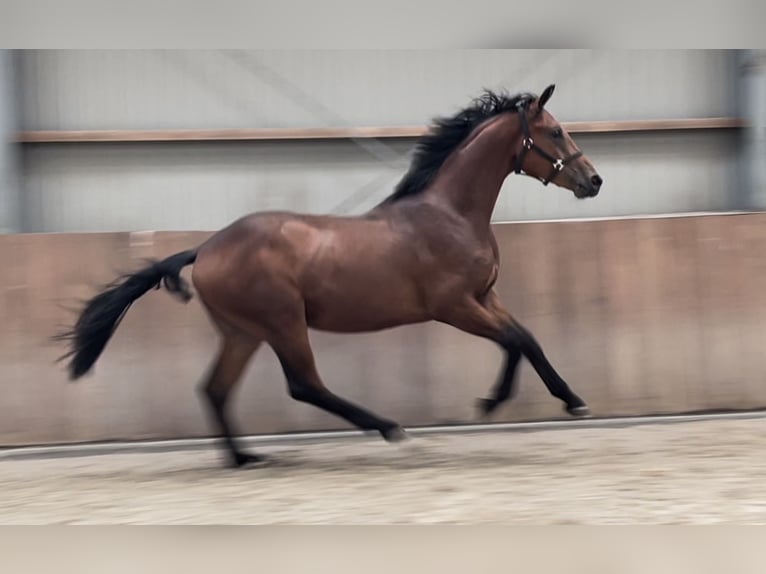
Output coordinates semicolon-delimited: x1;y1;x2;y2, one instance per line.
1;49;766;524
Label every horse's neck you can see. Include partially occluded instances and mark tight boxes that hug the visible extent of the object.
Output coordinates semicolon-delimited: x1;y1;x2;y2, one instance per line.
426;114;519;234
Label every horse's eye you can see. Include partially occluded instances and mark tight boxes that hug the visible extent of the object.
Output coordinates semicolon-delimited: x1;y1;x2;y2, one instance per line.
552;128;563;139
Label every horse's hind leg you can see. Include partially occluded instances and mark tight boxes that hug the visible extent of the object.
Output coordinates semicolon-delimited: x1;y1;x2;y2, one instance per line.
269;317;407;442
200;334;263;468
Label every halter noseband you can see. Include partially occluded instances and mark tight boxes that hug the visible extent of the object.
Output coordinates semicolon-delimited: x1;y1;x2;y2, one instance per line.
513;100;582;186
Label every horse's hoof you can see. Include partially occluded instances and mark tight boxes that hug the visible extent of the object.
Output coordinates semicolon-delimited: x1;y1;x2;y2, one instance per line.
566;404;591;418
231;453;270;469
383;426;410;443
476;397;498;417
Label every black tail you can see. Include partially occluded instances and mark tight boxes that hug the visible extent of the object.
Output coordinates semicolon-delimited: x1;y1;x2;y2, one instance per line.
55;249;198;380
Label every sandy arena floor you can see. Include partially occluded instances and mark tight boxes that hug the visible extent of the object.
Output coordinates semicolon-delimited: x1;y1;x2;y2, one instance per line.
1;417;765;524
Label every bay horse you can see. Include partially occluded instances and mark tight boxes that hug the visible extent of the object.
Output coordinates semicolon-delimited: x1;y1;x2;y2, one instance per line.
58;84;603;468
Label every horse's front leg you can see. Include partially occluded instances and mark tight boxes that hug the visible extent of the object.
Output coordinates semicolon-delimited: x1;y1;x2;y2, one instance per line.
476;343;522;417
437;290;590;418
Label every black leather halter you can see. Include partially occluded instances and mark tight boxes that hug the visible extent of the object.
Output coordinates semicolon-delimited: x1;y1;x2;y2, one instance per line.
513;100;582;186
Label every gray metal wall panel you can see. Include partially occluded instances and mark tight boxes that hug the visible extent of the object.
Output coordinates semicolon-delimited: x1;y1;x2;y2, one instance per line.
494;131;741;221
17;50;737;131
0;51;21;233
22;131;738;233
740;50;766;210
15;49;743;232
22;140;410;232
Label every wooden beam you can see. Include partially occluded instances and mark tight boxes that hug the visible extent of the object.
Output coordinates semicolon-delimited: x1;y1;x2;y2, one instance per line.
15;117;747;144
563;117;747;133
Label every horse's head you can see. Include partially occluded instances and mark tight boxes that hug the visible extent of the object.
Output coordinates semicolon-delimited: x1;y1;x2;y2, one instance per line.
514;85;602;199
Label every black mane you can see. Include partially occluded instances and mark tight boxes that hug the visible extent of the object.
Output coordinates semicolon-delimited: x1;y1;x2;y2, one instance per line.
379;90;536;205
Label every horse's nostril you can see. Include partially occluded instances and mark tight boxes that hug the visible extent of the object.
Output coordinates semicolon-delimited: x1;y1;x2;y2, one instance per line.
591;174;603;188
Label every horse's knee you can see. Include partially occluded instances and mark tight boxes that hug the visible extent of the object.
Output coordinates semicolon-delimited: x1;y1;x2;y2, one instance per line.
286;379;318;403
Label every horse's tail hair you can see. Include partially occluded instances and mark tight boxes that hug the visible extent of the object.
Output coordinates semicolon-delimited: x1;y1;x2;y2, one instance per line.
54;249;198;381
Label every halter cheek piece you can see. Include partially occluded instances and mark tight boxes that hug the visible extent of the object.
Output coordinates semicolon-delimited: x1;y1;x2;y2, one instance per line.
513;100;582;186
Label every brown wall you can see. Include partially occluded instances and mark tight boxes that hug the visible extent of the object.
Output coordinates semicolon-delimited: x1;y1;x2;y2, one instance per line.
3;213;766;447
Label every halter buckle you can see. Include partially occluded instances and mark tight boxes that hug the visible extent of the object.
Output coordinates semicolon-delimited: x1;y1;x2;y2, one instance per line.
553;158;565;171
522;137;534;150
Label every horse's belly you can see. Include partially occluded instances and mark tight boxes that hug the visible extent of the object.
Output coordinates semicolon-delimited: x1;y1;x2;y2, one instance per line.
303;284;428;333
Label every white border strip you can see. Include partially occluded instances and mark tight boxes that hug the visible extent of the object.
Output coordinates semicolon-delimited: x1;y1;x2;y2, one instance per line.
1;411;765;461
18;210;764;237
493;210;756;225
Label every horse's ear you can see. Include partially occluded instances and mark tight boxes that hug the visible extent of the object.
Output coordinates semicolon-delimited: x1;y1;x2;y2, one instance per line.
538;84;555;110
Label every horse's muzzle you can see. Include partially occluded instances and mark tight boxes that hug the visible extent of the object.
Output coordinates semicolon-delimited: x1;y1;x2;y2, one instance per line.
575;173;603;198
